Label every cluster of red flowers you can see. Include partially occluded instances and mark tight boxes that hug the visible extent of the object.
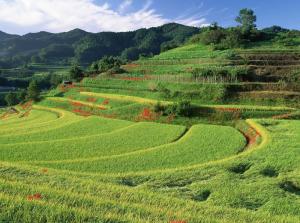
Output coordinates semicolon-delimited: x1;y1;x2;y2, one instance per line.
136;108;160;121
86;97;97;103
70;101;84;107
102;99;110;105
27;193;42;201
59;84;75;93
72;109;92;117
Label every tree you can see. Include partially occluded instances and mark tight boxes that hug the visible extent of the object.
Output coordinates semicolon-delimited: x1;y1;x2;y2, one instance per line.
5;92;18;106
17;89;27;102
69;65;84;81
50;73;63;88
121;47;141;61
90;62;99;73
235;8;257;34
26;80;40;101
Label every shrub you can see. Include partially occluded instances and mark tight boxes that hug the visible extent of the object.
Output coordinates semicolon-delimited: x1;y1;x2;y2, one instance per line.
177;100;193;117
153;101;165;113
165;100;193;117
26;80;40;102
4;92;19;106
199;29;226;45
157;83;171;98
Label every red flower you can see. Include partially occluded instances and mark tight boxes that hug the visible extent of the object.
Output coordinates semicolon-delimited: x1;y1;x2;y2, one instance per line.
102;99;110;105
70;101;84;107
72;109;92;117
27;193;42;201
135;108;160;121
86;97;97;103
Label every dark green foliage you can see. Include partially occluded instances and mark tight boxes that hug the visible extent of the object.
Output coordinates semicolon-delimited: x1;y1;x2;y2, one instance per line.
280;181;300;195
274;31;300;47
263;26;289;34
157;83;172;99
17;89;27;102
0;23;198;66
193;9;268;49
153;99;193;117
26;80;40;102
0;76;8;85
199;28;226;45
195;27;245;50
97;56;123;73
235;8;257;35
89;56;126;76
50;73;64;88
153;102;165;113
4;92;18;106
192;190;211;202
4;89;26;106
260;167;279;177
120;178;138;187
121;47;141;61
176;100;193;117
229;163;252;174
213;28;245;50
165;100;193;117
160;41;178;52
69;65;84;81
39;44;74;62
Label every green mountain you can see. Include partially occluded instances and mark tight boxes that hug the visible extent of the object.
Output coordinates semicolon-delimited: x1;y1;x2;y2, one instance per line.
0;23;199;66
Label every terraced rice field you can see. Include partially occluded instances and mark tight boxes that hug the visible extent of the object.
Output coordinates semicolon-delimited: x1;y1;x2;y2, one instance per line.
1;93;300;223
1;42;300;222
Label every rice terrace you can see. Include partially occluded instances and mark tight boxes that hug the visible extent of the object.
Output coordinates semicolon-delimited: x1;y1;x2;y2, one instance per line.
0;1;300;222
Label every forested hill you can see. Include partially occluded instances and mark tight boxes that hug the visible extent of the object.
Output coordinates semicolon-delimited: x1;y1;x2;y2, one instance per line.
0;23;199;66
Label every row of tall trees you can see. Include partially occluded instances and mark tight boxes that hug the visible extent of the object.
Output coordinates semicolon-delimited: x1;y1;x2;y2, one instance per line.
191;8;298;50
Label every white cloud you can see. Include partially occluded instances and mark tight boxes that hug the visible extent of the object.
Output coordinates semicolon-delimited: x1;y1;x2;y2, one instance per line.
118;0;133;14
0;0;208;34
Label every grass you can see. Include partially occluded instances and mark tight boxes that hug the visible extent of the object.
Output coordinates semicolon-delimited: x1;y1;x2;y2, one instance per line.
1;41;300;222
0;118;300;222
0;109;186;162
37;124;246;174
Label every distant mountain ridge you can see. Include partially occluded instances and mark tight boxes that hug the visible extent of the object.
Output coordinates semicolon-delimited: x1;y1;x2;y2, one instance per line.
0;31;19;41
0;23;199;65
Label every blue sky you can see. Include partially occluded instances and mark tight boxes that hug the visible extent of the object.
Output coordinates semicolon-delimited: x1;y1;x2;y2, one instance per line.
0;0;299;35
